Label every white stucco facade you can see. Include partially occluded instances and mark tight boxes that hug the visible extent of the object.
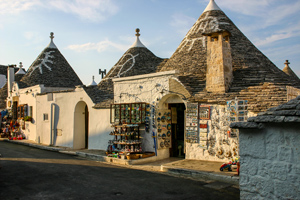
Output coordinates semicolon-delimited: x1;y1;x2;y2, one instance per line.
36;86;113;150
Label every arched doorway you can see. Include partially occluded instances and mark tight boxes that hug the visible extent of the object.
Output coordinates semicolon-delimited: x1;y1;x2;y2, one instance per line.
158;94;186;158
73;101;89;149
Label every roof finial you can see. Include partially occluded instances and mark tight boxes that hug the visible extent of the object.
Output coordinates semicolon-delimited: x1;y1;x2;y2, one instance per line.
15;62;26;75
135;28;140;37
131;28;146;48
50;32;54;41
284;60;290;67
204;0;221;13
88;75;97;86
47;32;57;49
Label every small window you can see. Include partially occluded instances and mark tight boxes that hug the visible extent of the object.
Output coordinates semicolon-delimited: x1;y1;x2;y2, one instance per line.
211;37;218;42
47;93;53;101
43;113;49;121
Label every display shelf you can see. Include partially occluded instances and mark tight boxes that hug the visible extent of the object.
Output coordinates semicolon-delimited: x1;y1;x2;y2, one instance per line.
107;124;142;154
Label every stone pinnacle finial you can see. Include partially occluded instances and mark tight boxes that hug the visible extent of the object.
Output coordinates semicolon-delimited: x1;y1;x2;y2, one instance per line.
50;32;54;41
19;62;23;68
92;75;95;81
284;60;290;66
135;28;140;37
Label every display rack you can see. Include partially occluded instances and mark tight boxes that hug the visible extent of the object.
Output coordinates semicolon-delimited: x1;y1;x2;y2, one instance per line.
107;124;142;154
110;103;148;124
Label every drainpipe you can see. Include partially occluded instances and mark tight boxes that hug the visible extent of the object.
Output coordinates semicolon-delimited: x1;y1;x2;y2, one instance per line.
50;103;55;146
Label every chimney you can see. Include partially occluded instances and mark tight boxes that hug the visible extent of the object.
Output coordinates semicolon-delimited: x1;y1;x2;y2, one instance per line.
7;65;16;95
205;31;233;93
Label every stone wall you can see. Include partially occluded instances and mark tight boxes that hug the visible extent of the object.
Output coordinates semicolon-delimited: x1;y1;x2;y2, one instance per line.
239;123;300;200
186;104;256;162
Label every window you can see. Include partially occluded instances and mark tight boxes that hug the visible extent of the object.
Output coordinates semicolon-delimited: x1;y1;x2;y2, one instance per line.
17;104;27;119
43;113;49;121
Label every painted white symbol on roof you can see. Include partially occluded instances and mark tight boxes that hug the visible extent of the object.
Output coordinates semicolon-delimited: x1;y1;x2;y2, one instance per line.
178;13;230;52
108;53;139;78
29;51;55;76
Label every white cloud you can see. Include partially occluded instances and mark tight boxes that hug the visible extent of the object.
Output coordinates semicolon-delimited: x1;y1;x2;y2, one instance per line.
67;39;128;53
47;0;119;22
170;13;196;36
0;0;119;22
0;0;41;14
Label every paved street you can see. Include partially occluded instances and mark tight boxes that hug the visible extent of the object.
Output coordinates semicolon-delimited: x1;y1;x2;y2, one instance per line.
0;141;239;200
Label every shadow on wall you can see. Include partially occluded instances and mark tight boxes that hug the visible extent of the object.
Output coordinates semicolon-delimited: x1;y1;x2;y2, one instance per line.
52;103;60;146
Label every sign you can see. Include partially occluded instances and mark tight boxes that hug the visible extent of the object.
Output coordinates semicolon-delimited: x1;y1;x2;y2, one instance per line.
185;103;198;143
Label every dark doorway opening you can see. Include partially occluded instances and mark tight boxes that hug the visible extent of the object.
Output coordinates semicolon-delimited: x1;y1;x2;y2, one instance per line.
168;103;185;158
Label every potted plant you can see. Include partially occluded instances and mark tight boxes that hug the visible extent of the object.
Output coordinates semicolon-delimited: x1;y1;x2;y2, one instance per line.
24;116;32;122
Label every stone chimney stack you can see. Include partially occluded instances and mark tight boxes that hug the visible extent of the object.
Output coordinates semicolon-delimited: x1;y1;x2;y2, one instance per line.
7;65;15;95
205;31;233;93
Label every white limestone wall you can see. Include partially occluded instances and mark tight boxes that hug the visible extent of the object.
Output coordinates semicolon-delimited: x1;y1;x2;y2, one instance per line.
113;71;178;154
36;88;113;149
16;85;42;141
239;123;300;200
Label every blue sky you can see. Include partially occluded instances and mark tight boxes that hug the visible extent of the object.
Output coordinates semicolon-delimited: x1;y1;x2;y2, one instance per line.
1;0;300;85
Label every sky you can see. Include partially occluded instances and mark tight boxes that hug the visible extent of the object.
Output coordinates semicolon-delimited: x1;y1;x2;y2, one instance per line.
1;0;300;85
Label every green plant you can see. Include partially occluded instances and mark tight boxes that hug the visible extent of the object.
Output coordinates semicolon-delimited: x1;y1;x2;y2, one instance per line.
24;116;32;121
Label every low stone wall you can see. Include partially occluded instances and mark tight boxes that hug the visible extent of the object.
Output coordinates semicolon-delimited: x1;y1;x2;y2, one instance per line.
239;123;300;199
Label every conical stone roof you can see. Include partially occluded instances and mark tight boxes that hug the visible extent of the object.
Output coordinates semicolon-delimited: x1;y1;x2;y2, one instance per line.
158;0;300;112
92;29;166;108
19;32;82;88
105;29;166;78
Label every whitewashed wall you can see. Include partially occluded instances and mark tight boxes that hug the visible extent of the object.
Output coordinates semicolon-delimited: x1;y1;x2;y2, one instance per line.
13;85;42;141
36;87;113;150
239;123;300;200
113;71;178;157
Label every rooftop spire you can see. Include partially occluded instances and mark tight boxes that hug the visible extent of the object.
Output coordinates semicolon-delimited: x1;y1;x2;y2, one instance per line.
15;62;26;75
88;76;97;86
203;0;221;13
283;60;299;80
47;32;57;49
131;28;146;48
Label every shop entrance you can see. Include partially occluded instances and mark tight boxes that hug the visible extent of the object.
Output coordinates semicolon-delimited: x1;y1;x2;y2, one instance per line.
74;101;89;149
168;103;185;158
